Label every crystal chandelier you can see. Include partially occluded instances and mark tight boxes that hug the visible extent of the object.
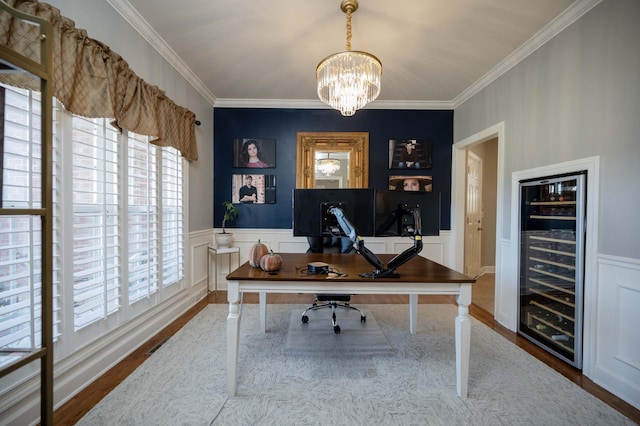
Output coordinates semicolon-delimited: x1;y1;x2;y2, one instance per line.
316;155;341;176
316;0;382;117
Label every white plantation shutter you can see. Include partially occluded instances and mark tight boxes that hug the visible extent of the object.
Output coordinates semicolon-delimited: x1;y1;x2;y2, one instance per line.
70;116;120;330
1;83;186;348
0;85;48;357
127;133;159;303
1;88;41;209
127;135;183;301
161;147;184;287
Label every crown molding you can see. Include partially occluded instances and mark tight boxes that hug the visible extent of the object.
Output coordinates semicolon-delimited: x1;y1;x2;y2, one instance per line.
212;98;325;109
452;0;602;108
106;0;217;106
108;0;601;111
212;98;453;110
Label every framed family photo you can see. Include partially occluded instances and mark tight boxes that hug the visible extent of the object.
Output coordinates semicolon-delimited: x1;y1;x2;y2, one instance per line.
231;174;276;204
233;138;276;168
388;175;433;192
388;139;432;169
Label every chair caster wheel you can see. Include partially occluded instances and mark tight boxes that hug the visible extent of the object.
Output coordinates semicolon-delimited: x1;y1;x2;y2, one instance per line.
302;315;309;323
361;315;366;323
333;325;341;334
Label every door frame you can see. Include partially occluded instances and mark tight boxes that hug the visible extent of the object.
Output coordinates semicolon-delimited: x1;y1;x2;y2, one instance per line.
452;122;505;322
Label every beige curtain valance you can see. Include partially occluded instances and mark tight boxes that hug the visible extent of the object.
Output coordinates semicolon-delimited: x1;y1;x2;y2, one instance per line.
0;0;198;160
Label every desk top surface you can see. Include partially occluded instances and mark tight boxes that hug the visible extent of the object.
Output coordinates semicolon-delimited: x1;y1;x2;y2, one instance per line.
227;253;475;284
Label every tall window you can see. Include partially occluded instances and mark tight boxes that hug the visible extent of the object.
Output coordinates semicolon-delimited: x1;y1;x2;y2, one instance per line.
126;132;184;303
0;84;186;355
0;86;44;362
69;115;121;329
160;147;184;287
127;133;158;303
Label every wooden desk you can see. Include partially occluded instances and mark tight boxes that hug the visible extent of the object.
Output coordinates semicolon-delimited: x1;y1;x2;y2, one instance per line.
226;253;475;398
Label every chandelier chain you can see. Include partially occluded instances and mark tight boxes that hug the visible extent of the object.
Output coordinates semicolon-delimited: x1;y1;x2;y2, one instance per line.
345;10;352;51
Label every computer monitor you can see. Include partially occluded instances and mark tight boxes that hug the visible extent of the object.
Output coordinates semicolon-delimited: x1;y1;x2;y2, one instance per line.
374;190;440;237
292;189;376;237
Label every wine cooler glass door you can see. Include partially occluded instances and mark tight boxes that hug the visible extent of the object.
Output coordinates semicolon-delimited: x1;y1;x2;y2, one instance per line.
518;172;586;368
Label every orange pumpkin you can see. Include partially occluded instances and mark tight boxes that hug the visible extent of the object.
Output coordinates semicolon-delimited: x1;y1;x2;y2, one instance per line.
249;240;269;267
260;250;283;272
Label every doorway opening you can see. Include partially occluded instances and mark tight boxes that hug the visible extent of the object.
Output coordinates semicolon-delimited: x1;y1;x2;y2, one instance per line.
464;140;497;315
452;122;504;320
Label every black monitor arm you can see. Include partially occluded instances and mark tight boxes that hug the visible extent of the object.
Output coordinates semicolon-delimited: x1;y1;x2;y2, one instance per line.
387;207;423;272
328;206;384;276
329;206;423;278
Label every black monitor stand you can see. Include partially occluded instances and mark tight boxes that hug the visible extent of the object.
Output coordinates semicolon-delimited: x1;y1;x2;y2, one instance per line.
328;206;423;278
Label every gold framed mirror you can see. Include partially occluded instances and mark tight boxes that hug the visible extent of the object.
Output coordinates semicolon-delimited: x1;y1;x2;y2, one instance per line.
296;132;369;188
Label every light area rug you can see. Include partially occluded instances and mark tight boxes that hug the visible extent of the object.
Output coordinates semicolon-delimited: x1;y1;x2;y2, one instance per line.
77;304;634;426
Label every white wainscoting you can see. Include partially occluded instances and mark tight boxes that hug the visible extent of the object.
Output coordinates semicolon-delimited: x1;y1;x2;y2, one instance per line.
591;255;640;410
207;228;454;290
495;238;518;331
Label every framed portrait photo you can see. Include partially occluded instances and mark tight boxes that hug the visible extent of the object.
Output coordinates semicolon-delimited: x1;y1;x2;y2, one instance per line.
388;139;432;170
233;138;276;168
232;174;276;204
388;175;433;192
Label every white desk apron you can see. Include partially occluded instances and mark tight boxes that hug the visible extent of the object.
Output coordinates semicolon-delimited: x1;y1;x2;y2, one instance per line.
226;279;472;399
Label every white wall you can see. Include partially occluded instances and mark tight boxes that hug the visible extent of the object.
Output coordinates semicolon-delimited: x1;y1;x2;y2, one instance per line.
453;0;640;410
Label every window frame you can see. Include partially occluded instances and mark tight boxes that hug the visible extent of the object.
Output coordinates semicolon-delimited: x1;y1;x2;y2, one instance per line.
57;95;187;356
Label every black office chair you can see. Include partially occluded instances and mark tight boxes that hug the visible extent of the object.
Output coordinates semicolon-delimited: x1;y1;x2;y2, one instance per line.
301;236;366;334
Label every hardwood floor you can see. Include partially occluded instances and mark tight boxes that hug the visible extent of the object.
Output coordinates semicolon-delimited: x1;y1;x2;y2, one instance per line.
53;292;640;425
471;272;494;314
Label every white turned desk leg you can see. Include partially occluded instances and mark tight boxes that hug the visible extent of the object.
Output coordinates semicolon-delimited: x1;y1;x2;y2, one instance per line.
409;294;418;334
455;283;472;399
259;291;267;333
227;281;241;396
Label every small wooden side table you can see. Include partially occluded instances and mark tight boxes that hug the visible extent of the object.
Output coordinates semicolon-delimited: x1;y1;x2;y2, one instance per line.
207;245;241;293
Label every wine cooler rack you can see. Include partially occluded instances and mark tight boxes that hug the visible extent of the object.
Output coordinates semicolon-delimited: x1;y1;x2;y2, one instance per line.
518;172;586;368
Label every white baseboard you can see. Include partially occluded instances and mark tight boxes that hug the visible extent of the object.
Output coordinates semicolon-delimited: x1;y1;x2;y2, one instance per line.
480;266;496;275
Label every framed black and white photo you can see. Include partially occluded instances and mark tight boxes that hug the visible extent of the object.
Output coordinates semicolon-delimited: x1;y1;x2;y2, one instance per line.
232;174;276;204
233;138;276;168
388;175;433;192
388;139;432;169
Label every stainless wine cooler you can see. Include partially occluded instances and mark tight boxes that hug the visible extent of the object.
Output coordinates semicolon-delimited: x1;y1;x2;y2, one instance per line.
518;172;586;368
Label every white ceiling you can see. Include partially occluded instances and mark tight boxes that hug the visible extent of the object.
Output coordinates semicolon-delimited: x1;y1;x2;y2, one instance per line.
111;0;597;108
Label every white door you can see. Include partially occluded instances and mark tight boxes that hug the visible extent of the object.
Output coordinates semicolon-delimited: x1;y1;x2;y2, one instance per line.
464;151;483;277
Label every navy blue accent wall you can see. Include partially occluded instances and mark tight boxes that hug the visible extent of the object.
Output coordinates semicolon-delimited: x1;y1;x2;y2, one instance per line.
213;108;453;230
